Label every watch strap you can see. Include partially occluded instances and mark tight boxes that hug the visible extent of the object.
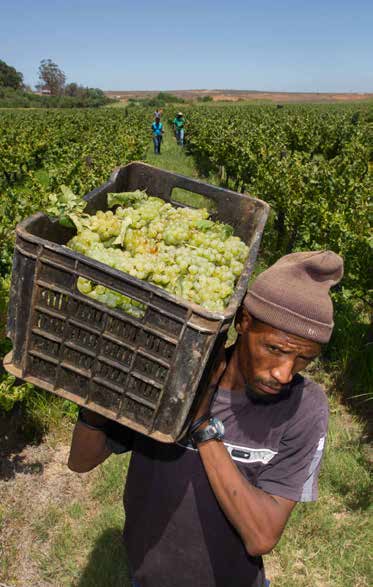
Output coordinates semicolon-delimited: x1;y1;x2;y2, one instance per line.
189;413;211;435
191;417;224;447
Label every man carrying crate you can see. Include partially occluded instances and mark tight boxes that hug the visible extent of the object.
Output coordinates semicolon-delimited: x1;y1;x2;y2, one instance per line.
68;250;343;587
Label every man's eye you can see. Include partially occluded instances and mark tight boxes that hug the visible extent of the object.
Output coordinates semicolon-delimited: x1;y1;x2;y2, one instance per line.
267;345;280;353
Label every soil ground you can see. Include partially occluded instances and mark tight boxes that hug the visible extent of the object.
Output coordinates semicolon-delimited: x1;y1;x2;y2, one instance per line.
105;88;373;103
1;433;85;585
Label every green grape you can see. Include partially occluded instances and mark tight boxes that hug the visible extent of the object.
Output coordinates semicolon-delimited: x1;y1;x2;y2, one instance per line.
67;191;249;314
69;230;100;254
77;277;92;294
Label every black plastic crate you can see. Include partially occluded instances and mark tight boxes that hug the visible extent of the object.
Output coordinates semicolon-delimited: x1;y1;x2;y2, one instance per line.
4;162;269;442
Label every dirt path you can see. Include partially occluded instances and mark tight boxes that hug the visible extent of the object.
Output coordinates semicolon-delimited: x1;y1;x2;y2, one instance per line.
0;426;96;586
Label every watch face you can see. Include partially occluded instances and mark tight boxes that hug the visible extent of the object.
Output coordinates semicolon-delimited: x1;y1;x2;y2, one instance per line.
210;417;225;438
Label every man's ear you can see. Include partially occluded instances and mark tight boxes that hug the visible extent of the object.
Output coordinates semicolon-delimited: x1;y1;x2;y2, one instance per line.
235;306;254;334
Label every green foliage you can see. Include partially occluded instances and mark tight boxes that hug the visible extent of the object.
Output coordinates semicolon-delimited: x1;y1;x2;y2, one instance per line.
128;91;184;108
0;274;11;331
197;95;213;102
0;107;149;417
185;102;373;398
0;108;149;268
155;91;183;104
327;294;373;400
186;102;372;295
0;102;371;413
0;86;112;108
0;59;24;90
21;389;78;436
64;84;110;103
46;185;88;227
0;374;34;411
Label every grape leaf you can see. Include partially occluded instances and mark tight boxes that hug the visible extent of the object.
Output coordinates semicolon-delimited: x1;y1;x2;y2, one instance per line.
107;190;148;209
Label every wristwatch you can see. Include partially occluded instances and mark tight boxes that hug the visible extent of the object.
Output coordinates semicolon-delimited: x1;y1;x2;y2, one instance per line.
190;417;225;447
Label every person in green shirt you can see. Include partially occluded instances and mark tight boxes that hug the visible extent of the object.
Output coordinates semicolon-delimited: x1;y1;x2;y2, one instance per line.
173;112;185;146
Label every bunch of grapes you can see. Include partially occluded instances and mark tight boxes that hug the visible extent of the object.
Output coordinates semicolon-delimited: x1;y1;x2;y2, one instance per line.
68;191;248;316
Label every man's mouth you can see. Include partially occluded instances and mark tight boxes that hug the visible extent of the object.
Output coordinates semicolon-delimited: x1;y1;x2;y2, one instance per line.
254;381;282;395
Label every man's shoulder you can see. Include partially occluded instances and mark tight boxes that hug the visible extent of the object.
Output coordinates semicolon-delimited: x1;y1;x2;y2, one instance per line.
289;374;329;421
295;374;327;404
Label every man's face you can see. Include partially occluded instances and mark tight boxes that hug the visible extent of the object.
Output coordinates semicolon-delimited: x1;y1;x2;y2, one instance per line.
236;310;321;398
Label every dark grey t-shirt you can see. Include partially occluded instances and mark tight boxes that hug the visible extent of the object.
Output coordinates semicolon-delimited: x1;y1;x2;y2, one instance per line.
106;374;328;587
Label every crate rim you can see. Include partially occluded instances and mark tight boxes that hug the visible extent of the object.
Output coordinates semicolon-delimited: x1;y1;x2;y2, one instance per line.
109;161;270;209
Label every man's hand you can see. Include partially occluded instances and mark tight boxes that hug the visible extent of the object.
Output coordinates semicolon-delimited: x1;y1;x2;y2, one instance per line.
68;408;112;473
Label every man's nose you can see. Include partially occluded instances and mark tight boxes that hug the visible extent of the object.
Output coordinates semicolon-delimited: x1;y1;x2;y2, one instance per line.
270;359;294;385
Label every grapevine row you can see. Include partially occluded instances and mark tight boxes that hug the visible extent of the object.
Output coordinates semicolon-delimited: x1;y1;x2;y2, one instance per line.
183;103;372;304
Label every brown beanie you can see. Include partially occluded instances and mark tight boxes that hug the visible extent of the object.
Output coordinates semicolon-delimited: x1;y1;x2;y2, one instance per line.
244;250;344;343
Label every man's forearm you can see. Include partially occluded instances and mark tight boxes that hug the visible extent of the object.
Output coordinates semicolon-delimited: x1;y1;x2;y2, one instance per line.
198;440;294;556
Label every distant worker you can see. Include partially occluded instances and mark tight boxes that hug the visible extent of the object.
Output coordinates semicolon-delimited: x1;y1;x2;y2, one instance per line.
151;116;164;155
154;108;163;119
173;111;185;146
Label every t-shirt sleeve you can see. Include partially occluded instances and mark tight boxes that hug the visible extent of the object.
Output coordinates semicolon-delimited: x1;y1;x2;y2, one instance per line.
256;394;328;502
105;420;135;454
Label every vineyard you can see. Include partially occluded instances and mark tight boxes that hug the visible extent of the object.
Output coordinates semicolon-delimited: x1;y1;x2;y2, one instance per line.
0;102;372;587
0;102;372;410
0;108;149;409
182;102;373;398
185;103;372;293
0;108;149;267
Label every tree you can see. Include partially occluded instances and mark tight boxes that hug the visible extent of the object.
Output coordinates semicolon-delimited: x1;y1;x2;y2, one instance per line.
64;82;79;97
0;60;24;90
38;59;66;95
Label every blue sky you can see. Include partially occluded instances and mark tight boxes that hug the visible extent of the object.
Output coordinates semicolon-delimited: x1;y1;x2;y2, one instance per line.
1;0;372;92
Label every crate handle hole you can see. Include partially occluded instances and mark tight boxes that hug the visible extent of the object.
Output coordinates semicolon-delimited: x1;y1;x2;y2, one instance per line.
171;188;217;212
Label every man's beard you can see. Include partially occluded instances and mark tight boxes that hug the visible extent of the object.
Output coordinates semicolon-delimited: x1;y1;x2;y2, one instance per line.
245;380;290;404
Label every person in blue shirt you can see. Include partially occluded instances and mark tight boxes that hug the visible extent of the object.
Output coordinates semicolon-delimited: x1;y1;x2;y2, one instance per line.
151;116;164;154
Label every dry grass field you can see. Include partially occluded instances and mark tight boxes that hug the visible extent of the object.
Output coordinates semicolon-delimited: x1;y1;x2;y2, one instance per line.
105;88;373;103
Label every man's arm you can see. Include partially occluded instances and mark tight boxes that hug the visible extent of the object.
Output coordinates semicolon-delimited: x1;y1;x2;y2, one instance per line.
197;438;295;557
191;356;295;557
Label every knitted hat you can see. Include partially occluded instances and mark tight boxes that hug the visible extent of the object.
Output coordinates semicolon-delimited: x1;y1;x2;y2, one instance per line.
244;250;344;343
